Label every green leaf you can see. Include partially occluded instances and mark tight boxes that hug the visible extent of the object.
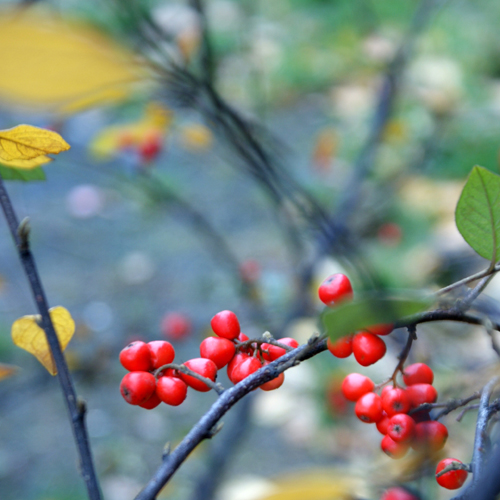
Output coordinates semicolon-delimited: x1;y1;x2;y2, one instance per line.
456;165;500;263
321;293;432;339
0;165;46;182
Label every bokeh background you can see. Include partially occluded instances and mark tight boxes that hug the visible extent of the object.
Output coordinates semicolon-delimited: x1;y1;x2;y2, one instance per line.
0;0;500;499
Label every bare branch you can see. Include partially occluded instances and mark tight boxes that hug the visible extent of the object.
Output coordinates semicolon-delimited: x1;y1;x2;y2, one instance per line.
0;175;102;500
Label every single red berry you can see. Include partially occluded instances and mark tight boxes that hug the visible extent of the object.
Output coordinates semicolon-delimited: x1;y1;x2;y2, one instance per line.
230;355;262;384
211;310;240;340
381;387;411;416
227;353;249;382
119;341;152;372
318;273;354;306
147;341;175;370
139;391;162;410
403;363;434;386
412;420;448;452
200;336;236;369
352;332;387;366
156;375;188;406
436;458;468;490
365;323;394;336
263;338;299;361
260;363;285;391
161;312;191;341
120;372;156;405
180;358;218;392
138;131;162;163
341;373;375;402
327;334;353;358
381;486;419;500
381;434;410;459
387;413;416;443
406;383;438;408
355;392;383;423
376;412;391;435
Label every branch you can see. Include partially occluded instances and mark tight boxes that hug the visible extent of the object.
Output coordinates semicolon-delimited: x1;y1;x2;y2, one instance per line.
437;263;500;296
134;337;327;500
0;175;102;500
190;0;215;85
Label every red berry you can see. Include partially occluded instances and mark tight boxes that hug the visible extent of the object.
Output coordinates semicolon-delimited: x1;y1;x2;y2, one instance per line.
327;334;353;358
227;353;249;382
120;372;156;405
387;414;416;443
365;323;394;336
119;341;152;372
211;310;240;340
381;434;410;459
161;312;191;341
341;373;375;402
355;392;383;423
381;387;411;416
403;363;434;386
412;420;448;452
138;131;162;163
406;383;437;408
147;341;175;370
156;375;188;406
318;273;353;306
352;332;387;366
180;358;218;392
263;338;299;361
436;458;468;490
381;486;419;500
139;391;162;410
376;412;391;435
260;363;285;391
229;355;262;384
200;336;236;369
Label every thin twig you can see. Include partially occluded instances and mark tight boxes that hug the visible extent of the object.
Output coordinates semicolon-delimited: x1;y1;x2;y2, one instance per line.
134;338;326;500
456;404;480;423
391;326;417;386
437;263;500;296
408;392;480;420
0;175;102;500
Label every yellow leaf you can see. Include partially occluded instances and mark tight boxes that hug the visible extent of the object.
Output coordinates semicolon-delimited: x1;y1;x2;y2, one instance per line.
0;363;19;381
0;155;52;170
180;123;213;151
0;11;147;113
259;470;368;500
0;125;69;170
11;306;75;375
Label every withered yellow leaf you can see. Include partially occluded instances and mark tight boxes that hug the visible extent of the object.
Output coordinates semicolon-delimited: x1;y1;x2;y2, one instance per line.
0;363;19;381
12;306;75;375
0;125;69;169
0;11;147;113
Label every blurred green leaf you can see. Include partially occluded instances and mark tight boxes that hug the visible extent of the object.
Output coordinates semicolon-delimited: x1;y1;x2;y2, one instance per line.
0;165;46;181
456;165;500;263
322;293;432;338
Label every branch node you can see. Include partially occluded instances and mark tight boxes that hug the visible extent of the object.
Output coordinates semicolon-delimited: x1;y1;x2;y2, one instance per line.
262;331;273;341
162;442;171;460
207;421;224;438
77;397;87;416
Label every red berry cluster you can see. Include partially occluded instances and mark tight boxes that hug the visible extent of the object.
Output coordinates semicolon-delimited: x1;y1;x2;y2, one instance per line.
209;310;298;389
119;310;299;409
320;274;469;491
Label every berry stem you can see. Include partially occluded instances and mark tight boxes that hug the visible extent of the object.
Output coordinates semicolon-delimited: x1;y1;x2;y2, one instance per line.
408;392;481;420
391;325;417;387
154;363;226;395
436;461;472;478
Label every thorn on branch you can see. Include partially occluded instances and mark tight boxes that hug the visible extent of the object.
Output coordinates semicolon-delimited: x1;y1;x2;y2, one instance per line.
206;421;224;439
18;216;30;252
77;397;87;416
